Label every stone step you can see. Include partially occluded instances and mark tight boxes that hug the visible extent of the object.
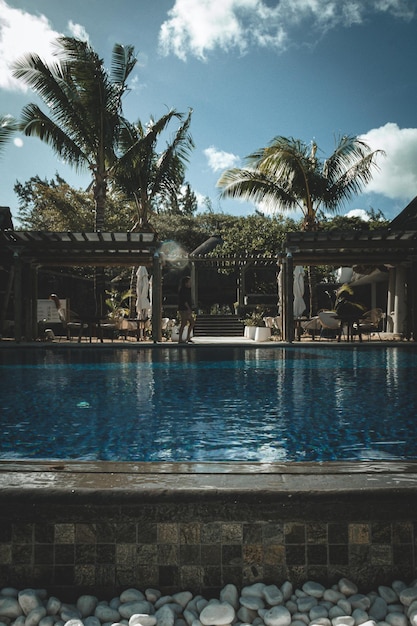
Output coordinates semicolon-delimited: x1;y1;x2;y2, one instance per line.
194;315;244;337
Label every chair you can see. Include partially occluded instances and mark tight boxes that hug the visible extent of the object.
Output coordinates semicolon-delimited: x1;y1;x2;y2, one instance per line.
301;316;321;339
357;308;383;340
98;321;117;342
318;310;342;340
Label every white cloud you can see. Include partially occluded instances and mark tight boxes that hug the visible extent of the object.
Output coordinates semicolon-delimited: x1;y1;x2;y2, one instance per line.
345;208;370;221
0;0;61;92
360;123;417;201
159;0;415;60
204;146;240;172
0;1;90;93
13;137;23;148
68;20;89;42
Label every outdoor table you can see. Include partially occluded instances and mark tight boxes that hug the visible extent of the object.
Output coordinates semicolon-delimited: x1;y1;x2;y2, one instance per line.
118;318;148;341
77;317;104;343
336;315;363;342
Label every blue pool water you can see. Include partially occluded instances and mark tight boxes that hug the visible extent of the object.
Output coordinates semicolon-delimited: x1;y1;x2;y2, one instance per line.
0;346;416;462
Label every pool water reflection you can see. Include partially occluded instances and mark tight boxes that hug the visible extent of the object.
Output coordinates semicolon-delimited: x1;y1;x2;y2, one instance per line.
0;346;416;462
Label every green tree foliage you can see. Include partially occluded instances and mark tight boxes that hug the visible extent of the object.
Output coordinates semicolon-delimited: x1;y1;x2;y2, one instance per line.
319;208;389;231
14;174;134;231
218;135;383;229
151;211;299;258
114;109;194;227
218;135;384;313
12;37;137;232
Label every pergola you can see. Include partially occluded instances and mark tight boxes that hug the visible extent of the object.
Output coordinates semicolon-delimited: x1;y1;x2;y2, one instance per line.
0;230;160;342
1;196;417;342
280;215;417;341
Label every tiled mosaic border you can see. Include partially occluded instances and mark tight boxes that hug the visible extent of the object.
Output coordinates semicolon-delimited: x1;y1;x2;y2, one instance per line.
0;498;416;599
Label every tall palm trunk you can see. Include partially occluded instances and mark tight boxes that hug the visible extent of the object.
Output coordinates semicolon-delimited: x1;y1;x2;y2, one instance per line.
308;265;318;316
93;172;107;317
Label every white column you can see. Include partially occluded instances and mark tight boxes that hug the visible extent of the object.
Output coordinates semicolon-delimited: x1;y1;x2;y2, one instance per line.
393;265;407;335
386;267;395;332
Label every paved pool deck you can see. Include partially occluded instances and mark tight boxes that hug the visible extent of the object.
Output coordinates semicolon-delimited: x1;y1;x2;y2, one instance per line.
1;460;417;503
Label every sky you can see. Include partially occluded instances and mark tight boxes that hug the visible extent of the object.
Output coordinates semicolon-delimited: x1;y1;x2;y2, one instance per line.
1;0;417;227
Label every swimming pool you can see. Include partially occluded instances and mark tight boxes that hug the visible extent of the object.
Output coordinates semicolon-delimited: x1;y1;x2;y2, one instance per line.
1;345;416;462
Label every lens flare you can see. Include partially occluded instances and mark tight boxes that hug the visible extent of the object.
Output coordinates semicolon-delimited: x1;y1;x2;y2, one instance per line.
159;240;189;269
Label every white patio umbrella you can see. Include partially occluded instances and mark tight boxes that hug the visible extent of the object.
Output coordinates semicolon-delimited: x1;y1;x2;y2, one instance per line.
136;266;150;320
293;265;306;317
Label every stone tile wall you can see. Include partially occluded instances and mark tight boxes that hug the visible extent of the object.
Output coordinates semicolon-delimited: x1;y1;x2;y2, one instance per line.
0;496;416;600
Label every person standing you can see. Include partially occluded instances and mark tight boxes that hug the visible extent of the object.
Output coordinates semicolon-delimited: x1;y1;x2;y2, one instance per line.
177;276;195;343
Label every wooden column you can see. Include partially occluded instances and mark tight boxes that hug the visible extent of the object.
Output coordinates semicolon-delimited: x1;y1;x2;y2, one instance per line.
152;252;162;343
29;264;38;341
285;252;294;343
191;262;197;311
13;251;22;342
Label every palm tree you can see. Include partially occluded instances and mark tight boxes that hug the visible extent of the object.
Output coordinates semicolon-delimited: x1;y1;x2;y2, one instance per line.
0;115;17;156
12;36;137;231
217;135;383;313
114;108;194;229
13;37;137;316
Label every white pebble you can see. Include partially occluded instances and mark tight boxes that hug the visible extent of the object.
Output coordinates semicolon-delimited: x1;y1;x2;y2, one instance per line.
302;583;325;599
18;591;43;616
296;597;317;613
338;581;358;597
39;617;55;626
262;605;291;626
129;614;157;626
119;603;153;620
309;606;328;621
329;607;345;619
241;585;265;599
46;598;61;616
120;591;146;604
25;606;47;626
337;600;352;615
220;586;238;611
332;617;355;626
323;591;345;604
239;596;264;611
378;588;398;605
399;587;417;607
145;591;161;604
385;612;408;626
77;596;98;618
84;617;101;626
351;608;369;625
349;596;370;611
409;610;417;626
0;597;23;619
94;606;121;623
200;603;235;626
236;607;257;623
263;586;283;607
172;594;193;610
281;582;293;602
291;612;309;624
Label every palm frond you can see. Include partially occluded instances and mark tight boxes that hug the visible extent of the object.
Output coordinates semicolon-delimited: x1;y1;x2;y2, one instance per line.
111;43;137;87
217;167;300;212
19;103;88;169
0;115;17;154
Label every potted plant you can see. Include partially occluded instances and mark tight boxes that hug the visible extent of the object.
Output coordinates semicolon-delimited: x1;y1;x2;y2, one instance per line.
105;289;133;327
243;308;269;340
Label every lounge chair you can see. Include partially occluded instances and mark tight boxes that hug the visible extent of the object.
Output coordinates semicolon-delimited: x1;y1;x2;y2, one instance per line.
318;310;342;340
357;308;383;340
